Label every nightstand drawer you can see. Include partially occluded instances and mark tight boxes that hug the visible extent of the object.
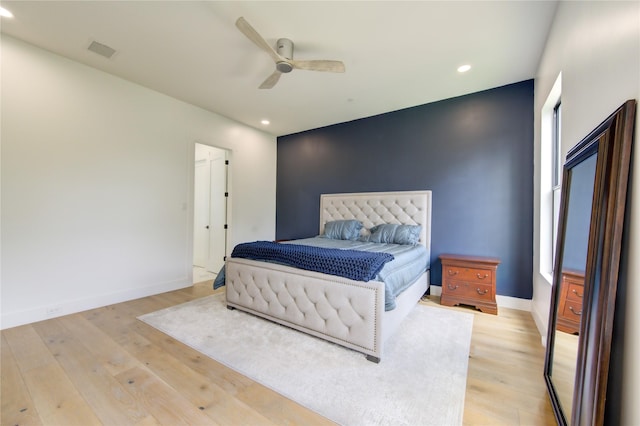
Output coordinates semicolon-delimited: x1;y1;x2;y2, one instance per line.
443;266;493;284
566;282;584;302
443;280;493;300
561;299;583;320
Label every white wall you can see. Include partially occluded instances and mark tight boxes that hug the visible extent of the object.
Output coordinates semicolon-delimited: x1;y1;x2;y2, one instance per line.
532;1;640;423
1;36;277;329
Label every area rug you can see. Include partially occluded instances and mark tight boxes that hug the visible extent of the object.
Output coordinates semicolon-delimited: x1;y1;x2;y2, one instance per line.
138;293;473;426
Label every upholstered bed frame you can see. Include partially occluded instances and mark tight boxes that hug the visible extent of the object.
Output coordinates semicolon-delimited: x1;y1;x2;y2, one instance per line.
225;190;432;362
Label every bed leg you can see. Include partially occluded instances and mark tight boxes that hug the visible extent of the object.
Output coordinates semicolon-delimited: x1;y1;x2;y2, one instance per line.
226;305;235;310
366;354;380;363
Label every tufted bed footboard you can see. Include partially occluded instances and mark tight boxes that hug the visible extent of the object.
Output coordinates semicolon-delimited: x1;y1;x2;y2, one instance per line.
225;257;429;362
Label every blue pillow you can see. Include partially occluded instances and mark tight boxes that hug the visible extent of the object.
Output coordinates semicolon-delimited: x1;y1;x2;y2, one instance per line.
368;224;421;245
323;220;363;240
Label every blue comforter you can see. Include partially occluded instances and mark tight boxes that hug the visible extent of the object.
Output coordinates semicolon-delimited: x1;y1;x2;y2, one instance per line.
214;238;429;311
230;240;394;282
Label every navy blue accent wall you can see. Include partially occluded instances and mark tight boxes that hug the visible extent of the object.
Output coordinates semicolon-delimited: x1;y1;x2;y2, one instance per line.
276;80;534;299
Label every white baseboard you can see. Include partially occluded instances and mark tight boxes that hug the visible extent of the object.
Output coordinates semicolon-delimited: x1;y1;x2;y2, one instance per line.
1;277;192;330
428;284;442;296
531;304;549;347
428;285;532;312
496;294;532;311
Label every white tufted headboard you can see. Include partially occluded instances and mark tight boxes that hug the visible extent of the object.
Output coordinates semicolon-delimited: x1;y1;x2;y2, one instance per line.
319;190;432;259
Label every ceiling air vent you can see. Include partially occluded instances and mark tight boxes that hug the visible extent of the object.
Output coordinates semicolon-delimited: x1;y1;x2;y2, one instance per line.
87;40;116;59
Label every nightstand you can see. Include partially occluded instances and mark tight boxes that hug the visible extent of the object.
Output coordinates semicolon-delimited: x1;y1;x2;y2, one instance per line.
439;254;500;315
556;269;584;334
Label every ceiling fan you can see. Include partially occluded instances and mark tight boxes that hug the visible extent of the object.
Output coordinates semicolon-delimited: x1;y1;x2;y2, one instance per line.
235;17;345;89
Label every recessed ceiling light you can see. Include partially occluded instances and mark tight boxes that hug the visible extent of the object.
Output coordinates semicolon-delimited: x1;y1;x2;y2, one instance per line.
0;7;14;18
457;64;471;73
261;119;270;125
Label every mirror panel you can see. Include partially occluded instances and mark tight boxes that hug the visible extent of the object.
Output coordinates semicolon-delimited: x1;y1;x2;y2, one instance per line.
544;100;636;425
551;151;597;420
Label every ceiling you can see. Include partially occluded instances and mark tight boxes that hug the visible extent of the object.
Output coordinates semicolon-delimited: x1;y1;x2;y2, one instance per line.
0;1;558;137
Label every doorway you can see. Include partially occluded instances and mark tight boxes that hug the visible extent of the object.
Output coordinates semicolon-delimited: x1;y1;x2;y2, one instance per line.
193;143;228;278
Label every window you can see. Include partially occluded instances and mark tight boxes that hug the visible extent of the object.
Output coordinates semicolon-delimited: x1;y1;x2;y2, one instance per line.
540;73;562;282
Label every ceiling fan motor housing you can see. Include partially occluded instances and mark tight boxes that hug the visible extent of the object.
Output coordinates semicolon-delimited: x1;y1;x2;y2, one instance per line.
276;38;294;73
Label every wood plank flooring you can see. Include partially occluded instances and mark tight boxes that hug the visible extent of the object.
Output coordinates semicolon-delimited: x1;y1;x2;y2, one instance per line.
1;282;556;425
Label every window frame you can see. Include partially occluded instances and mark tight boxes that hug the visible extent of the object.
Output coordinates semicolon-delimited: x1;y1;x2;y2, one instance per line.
539;73;562;283
551;101;562;264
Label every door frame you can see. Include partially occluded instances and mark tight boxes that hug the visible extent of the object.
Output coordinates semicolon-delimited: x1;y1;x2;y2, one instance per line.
190;142;232;277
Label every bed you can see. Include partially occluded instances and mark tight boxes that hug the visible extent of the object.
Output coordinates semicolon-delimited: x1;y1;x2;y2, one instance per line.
224;190;432;362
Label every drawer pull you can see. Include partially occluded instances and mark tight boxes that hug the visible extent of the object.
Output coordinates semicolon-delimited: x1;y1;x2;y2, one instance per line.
447;269;459;276
476;273;488;280
447;283;459;290
571;289;583;298
569;306;582;316
476;288;488;295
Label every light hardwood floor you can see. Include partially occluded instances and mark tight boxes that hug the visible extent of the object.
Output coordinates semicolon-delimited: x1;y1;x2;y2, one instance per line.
2;282;556;425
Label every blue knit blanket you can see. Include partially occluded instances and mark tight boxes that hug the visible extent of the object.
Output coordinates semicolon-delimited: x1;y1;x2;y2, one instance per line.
230;240;394;282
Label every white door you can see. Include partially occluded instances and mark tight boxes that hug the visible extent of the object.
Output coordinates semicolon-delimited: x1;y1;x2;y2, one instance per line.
208;149;227;272
193;157;210;267
193;143;228;272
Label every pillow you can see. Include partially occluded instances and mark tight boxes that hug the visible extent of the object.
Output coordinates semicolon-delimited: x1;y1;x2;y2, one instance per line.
368;223;422;245
322;220;363;240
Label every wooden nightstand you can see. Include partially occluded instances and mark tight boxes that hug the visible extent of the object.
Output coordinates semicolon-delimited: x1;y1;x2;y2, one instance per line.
556;269;584;334
439;254;500;315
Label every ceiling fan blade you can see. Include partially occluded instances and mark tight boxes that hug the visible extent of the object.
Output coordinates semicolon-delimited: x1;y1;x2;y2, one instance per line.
290;60;345;73
235;17;283;63
259;70;282;89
